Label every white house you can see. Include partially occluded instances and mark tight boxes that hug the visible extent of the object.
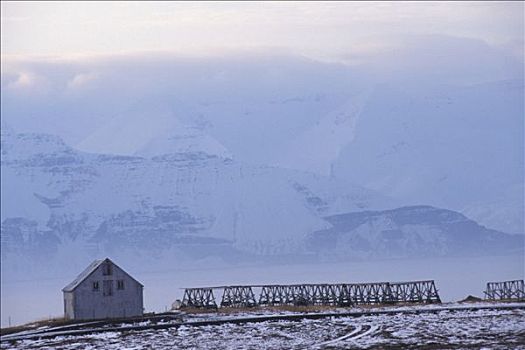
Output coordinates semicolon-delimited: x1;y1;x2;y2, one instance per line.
62;258;144;320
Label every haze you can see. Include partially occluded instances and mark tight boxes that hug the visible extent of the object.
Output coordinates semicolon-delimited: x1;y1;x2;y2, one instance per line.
1;1;523;327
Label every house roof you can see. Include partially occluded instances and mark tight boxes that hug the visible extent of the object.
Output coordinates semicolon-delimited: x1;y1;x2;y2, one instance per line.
62;258;143;292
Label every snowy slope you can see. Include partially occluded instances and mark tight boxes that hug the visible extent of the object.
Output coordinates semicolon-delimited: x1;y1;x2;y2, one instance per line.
332;79;524;233
2;45;522;234
2;130;521;279
308;206;524;260
1;130;394;276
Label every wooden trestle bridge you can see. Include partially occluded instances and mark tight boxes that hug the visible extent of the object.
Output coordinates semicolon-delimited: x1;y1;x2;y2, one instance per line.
181;280;441;309
485;279;525;301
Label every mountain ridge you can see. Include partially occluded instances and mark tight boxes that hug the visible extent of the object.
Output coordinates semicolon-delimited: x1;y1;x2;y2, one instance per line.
1;130;522;278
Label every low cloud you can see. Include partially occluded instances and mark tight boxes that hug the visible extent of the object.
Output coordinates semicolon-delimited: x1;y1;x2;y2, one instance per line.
0;34;522;146
7;71;36;89
1;2;523;60
67;72;99;89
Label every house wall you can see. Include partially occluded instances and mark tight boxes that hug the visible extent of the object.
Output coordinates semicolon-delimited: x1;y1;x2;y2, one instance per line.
69;262;143;320
63;292;75;320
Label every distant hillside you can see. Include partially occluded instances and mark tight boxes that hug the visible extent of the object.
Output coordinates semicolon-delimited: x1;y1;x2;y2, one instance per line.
1;129;393;277
308;206;524;260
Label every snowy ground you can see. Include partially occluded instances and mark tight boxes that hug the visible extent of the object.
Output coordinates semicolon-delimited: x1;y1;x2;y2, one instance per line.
3;307;524;349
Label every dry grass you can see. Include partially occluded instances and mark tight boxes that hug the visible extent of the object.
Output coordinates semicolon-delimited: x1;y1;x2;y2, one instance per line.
0;313;183;337
260;305;339;313
182;304;344;315
180;307;221;314
0;317;72;336
181;301;449;315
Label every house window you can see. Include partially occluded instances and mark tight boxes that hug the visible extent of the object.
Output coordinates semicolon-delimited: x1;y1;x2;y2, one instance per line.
103;280;113;296
102;263;112;276
93;281;99;291
117;280;124;290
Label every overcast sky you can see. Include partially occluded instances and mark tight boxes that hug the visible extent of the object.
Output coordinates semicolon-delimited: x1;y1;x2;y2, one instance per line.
1;1;523;62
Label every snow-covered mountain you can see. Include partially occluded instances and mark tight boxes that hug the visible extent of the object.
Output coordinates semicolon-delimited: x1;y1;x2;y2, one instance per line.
332;79;524;234
2;44;522;234
73;76;523;233
1;129;521;278
1;129;394;276
2;40;523;279
308;206;524;261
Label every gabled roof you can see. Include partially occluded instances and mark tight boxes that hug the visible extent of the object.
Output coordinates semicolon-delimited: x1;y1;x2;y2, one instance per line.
62;258;143;292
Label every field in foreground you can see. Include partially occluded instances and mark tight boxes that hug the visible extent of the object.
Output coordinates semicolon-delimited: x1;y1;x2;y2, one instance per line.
2;306;524;350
